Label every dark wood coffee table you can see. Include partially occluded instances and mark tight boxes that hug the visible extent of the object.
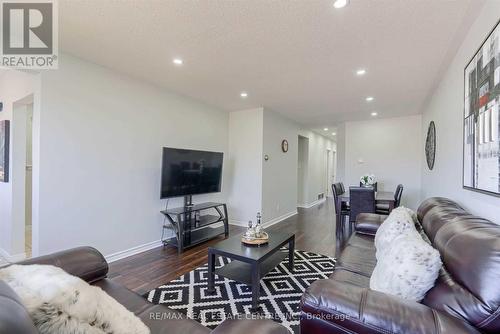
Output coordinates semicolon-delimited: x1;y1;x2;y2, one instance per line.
207;231;295;311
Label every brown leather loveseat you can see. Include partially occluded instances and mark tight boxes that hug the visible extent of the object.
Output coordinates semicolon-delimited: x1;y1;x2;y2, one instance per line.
300;197;500;333
0;247;288;334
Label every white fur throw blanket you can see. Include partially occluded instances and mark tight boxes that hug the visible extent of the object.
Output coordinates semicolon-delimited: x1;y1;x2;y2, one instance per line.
0;264;150;334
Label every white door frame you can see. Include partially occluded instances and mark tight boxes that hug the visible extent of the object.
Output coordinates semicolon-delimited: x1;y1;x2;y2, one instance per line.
326;149;336;197
10;94;37;260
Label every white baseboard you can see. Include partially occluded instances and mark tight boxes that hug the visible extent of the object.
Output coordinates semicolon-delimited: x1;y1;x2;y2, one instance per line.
106;211;298;263
297;198;326;209
264;210;297;228
230;210;297;228
0;247;26;263
105;240;163;263
229;219;249;227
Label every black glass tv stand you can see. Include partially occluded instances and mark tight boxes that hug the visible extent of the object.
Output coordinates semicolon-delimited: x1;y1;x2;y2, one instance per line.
161;201;229;254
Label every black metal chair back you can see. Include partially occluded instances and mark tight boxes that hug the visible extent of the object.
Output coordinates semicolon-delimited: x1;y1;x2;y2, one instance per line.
394;184;403;207
332;183;341;213
332;183;343;196
349;186;375;222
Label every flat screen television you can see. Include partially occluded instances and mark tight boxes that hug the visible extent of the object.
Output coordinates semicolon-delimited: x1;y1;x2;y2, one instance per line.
160;147;224;199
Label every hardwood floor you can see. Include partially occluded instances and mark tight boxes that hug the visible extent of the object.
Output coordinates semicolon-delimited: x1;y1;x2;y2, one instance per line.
109;199;345;295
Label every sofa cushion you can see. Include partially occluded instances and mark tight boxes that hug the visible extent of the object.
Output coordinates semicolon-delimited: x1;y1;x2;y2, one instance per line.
301;278;481;334
19;246;108;284
0;280;39;334
0;264;150;334
95;279;210;334
422;214;500;333
335;243;377;277
329;268;370;288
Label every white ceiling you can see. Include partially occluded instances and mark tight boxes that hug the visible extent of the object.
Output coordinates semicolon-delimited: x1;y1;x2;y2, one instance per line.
59;0;481;127
312;127;338;141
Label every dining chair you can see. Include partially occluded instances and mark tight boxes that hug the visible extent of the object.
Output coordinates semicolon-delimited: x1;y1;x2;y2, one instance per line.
376;184;403;214
333;182;350;210
333;182;343;195
332;183;350;229
349;186;375;223
394;184;403;207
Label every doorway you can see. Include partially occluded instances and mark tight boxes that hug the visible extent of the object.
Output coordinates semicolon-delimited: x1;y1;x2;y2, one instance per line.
25;105;33;257
12;96;34;259
297;135;309;206
326;149;336;197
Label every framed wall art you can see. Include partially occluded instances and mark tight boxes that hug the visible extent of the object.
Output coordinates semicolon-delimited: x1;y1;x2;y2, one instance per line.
426;121;436;170
463;20;500;195
0;120;10;183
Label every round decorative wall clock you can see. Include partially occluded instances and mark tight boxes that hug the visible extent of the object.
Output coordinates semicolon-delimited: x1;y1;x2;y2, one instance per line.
425;121;436;170
281;139;289;153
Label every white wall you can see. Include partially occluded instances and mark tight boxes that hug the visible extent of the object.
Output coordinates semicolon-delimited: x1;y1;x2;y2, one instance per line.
335;123;346;182
421;0;500;223
1;61;336;260
0;70;37;260
262;110;299;222
227;108;300;225
227;108;263;224
345;115;422;209
36;54;229;257
298;130;336;205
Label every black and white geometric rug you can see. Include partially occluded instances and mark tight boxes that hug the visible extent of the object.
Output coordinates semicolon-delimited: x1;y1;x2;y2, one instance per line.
145;250;336;333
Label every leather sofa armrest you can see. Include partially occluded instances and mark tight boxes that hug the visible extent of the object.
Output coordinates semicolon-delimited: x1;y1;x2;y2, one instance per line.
211;318;289;334
18;246;108;283
300;279;480;334
0;281;39;334
355;213;387;236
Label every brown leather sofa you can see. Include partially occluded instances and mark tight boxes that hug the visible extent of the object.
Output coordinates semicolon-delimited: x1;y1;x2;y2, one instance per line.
300;197;500;334
0;247;288;334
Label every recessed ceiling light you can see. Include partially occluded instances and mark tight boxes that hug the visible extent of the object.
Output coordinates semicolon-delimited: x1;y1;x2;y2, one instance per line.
173;58;183;65
333;0;349;9
356;69;366;76
366;96;374;102
240;92;248;98
332;132;336;136
324;128;329;131
371;112;378;116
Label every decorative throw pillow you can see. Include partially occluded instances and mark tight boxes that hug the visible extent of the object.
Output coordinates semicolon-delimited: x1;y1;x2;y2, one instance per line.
370;233;442;302
374;206;419;260
0;264;150;334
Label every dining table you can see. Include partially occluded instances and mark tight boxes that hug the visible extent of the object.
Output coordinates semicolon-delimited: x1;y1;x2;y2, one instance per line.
336;190;396;220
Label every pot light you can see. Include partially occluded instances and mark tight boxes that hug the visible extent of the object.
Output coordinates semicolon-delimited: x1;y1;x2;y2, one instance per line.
366;96;374;102
371;112;378;116
333;0;349;9
324;128;329;131
240;92;248;98
356;69;366;76
173;58;183;65
332;132;336;136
